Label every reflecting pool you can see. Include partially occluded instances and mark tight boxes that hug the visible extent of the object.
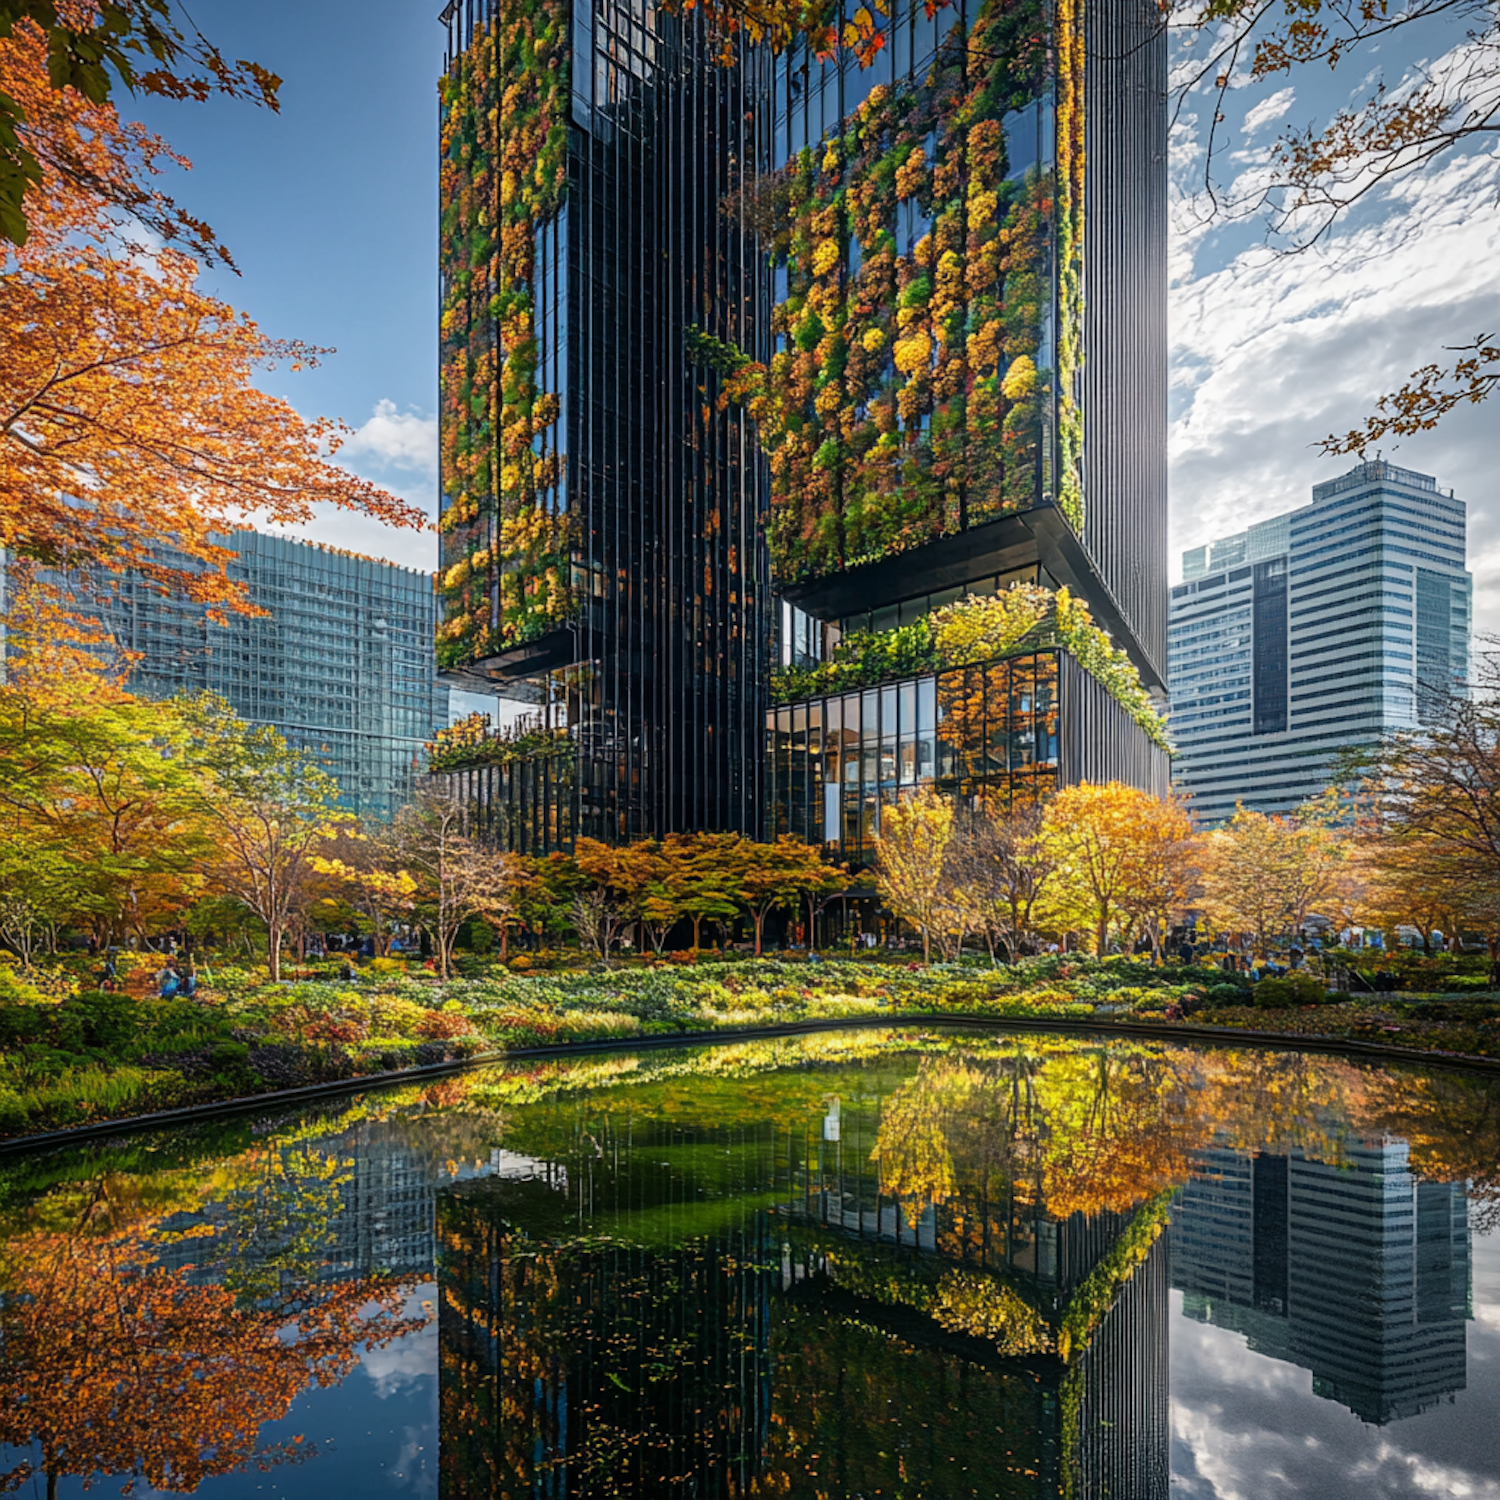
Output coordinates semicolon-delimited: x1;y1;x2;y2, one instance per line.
2;1027;1498;1498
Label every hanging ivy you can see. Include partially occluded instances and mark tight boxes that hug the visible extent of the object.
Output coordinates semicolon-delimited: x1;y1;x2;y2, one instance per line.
426;712;575;773
436;0;575;671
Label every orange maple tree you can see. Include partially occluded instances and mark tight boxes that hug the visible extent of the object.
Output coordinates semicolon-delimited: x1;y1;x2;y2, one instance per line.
0;21;423;628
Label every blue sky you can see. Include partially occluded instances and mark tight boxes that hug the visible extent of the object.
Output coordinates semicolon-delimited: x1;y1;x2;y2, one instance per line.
127;4;1500;629
130;0;447;560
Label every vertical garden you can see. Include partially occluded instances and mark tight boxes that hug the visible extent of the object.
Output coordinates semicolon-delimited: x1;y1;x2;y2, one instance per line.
437;0;575;670
710;0;1085;586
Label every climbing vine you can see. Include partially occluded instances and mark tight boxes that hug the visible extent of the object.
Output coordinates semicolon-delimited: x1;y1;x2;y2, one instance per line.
437;0;575;671
699;0;1085;586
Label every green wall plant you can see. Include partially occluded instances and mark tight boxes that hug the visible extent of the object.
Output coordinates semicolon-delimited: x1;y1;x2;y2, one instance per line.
696;0;1086;587
437;0;575;670
771;585;1168;750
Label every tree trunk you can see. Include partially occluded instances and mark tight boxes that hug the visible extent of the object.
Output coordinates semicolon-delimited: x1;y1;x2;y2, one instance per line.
753;912;764;956
267;919;282;982
691;915;703;952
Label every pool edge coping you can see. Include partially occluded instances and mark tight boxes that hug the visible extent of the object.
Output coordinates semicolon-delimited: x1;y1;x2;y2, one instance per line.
3;1010;1497;1155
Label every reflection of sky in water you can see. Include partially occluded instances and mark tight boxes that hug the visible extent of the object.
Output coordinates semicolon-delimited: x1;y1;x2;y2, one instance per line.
1169;1234;1500;1498
36;1288;440;1500
8;1034;1500;1498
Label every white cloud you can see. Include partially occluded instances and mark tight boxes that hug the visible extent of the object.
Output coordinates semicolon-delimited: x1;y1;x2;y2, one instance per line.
1169;116;1500;627
1241;86;1296;136
342;398;440;478
264;398;440;569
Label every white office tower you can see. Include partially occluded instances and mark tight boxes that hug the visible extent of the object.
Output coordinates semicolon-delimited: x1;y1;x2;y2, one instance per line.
1168;461;1471;822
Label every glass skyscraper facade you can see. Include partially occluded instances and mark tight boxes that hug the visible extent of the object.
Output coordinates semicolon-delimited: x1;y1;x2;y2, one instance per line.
433;0;1169;851
84;532;450;819
1172;1141;1471;1425
1168;460;1472;823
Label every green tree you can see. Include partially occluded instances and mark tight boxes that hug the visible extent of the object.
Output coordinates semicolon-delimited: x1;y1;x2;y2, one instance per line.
0;680;214;946
183;694;349;982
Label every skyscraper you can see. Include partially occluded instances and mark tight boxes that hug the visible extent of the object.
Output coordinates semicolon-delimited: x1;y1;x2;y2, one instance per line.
1172;1141;1471;1425
433;0;1169;852
77;531;450;819
1168;460;1471;823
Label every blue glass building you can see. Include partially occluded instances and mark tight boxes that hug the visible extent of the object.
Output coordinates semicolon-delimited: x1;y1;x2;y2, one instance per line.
87;531;450;819
1168;460;1472;823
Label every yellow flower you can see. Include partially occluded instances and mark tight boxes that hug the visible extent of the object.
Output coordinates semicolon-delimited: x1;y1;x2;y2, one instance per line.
811;239;842;277
861;327;886;353
893;330;932;375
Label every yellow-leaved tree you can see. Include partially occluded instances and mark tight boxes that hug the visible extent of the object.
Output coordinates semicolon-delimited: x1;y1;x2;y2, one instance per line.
1198;804;1348;949
874;787;954;964
1041;782;1197;957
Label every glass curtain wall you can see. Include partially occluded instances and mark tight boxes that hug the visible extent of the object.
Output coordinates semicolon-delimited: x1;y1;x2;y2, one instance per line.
437;0;772;849
771;650;1060;861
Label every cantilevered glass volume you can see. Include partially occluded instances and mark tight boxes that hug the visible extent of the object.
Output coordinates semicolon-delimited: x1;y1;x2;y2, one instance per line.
432;0;1168;852
745;0;1169;850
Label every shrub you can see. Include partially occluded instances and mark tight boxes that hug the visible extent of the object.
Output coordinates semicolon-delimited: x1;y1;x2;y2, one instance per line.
416;1010;476;1040
1201;983;1250;1007
1254;972;1325;1009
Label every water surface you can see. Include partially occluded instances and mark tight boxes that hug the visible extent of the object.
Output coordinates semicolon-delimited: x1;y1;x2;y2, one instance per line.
1;1027;1497;1498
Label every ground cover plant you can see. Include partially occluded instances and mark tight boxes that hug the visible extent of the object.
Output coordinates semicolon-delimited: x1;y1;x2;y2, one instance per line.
3;951;1498;1141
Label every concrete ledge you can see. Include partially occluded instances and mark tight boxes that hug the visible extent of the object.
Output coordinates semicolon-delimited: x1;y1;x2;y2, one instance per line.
2;1010;1496;1156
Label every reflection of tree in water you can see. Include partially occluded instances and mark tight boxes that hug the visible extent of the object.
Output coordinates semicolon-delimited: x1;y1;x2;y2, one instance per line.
1356;1066;1500;1231
0;1154;427;1497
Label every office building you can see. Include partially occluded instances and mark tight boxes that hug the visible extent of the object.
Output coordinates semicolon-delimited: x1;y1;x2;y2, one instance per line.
1172;1142;1471;1425
91;531;449;819
432;0;1170;854
1169;460;1471;822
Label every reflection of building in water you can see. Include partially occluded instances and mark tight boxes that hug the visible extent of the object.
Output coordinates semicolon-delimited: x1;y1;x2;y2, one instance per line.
434;1098;1170;1498
436;1145;772;1499
1172;1142;1471;1424
152;1123;440;1287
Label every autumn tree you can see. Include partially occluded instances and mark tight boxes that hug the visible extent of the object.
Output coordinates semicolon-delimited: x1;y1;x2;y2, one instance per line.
1115;795;1199;963
875;788;955;963
0;0;280;251
1;22;421;633
735;834;844;956
1199;803;1347;949
952;799;1058;964
1353;666;1500;969
0;1209;424;1498
677;831;747;951
1040;783;1196;957
185;695;349;981
309;825;418;959
395;787;522;978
